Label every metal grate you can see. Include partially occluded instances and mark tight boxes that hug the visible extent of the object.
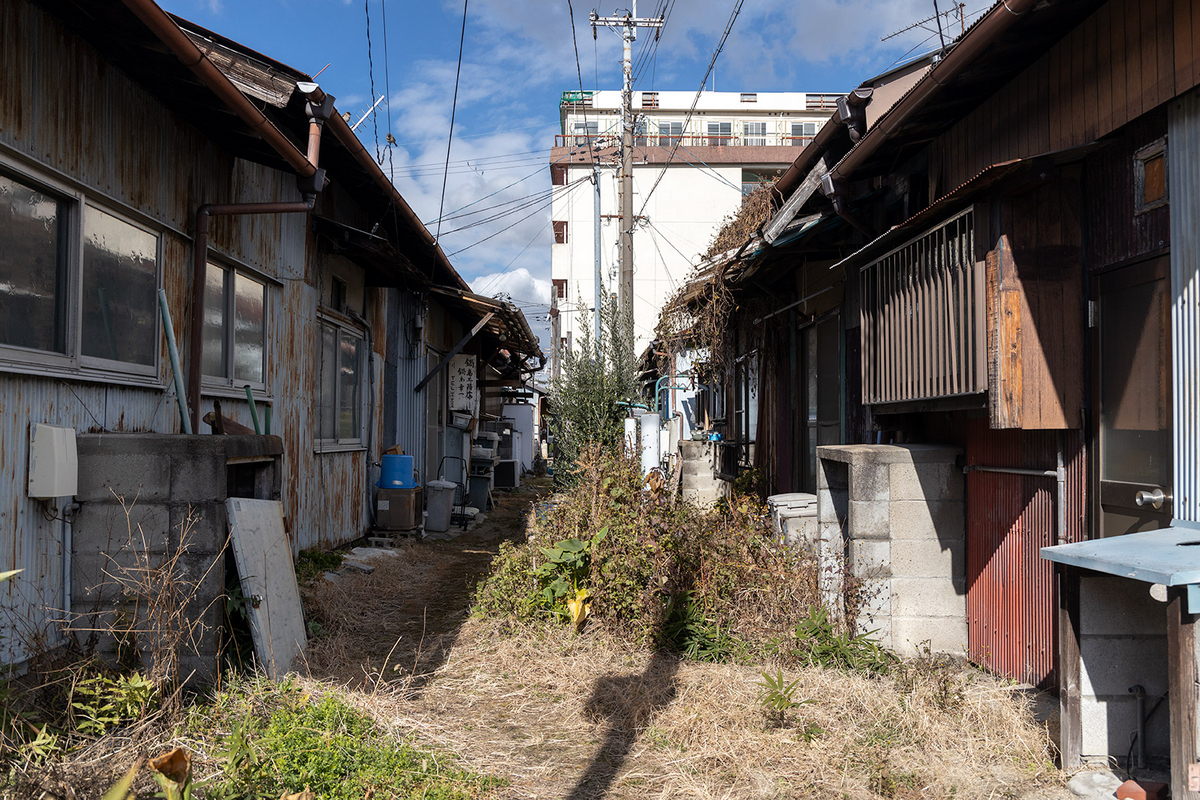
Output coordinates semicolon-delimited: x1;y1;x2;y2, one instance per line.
858;208;986;405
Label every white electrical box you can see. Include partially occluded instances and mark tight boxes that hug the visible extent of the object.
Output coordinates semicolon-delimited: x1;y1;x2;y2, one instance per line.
27;423;78;499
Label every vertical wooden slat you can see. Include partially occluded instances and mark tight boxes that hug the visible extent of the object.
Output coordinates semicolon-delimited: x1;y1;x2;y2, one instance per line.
1126;0;1145;119
1059;565;1082;769
1174;0;1195;92
1155;0;1175;102
1111;0;1130;129
1167;588;1199;799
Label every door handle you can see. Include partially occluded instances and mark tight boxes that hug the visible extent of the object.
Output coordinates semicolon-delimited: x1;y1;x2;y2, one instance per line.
1135;488;1169;510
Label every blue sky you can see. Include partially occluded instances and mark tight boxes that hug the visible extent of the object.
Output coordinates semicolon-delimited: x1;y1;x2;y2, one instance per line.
158;0;980;343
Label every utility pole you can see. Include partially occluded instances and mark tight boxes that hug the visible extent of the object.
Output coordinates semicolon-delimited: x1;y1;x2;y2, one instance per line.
591;3;663;324
593;171;602;343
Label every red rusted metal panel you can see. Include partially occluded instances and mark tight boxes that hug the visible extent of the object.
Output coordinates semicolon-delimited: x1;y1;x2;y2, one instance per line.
966;418;1086;688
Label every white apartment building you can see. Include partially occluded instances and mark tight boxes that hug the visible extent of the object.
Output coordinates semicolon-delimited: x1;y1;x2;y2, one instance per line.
548;89;841;363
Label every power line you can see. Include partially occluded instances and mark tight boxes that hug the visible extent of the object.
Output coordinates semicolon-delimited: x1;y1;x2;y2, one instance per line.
447;177;585;257
436;0;469;244
636;0;746;217
436;175;590;237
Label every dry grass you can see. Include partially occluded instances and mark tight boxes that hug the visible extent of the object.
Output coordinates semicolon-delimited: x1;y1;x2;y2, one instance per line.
297;544;1068;800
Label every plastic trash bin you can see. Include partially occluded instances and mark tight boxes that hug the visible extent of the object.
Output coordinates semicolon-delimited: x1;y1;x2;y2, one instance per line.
425;479;457;532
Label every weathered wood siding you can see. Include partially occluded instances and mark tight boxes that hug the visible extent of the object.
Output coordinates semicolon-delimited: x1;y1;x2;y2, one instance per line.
0;0;395;660
932;0;1200;191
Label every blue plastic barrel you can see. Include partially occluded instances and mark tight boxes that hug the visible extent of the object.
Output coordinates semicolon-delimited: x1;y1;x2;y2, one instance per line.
379;454;415;488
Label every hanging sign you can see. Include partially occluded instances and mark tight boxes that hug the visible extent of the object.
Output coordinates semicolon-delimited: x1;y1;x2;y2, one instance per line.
449;354;477;414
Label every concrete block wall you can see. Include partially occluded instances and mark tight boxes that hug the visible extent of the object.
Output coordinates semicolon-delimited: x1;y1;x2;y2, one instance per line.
1078;576;1169;765
816;444;965;657
72;434;281;683
678;440;730;508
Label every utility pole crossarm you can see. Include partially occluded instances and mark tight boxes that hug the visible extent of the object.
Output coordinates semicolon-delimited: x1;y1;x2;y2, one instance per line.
590;15;664;28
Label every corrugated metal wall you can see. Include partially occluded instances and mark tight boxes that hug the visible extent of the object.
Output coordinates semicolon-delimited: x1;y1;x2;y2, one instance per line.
965;419;1087;688
384;289;428;482
1169;87;1200;523
0;0;410;658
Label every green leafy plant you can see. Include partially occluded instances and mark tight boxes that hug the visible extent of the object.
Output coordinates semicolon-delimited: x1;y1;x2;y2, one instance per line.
294;548;345;584
198;679;493;799
755;668;809;727
662;591;738;662
71;671;157;736
533;527;607;617
789;606;895;675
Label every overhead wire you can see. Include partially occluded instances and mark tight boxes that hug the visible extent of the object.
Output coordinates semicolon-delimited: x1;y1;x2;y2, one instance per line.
436;175;591;236
435;0;470;244
447;177;587;257
636;0;746;217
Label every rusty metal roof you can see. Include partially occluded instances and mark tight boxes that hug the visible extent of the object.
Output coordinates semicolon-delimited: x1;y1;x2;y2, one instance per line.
36;0;469;292
429;287;544;362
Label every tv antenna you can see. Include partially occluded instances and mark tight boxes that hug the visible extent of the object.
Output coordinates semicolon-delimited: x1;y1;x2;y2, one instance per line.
881;2;967;44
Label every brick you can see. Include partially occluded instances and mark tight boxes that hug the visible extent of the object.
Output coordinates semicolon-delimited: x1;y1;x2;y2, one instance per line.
891;538;963;580
890;462;964;502
169;452;227;504
75;452;171;503
890;576;966;618
889;615;967;656
849;499;890;540
889;500;963;542
1116;780;1167;800
850;463;889;502
73;503;171;556
818;459;848;490
849;539;890;574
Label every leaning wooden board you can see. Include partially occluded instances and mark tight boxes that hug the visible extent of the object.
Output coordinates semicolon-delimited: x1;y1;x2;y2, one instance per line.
225;498;306;679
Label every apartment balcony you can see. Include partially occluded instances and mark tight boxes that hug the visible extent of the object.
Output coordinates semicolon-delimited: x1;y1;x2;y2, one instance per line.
554;133;818;149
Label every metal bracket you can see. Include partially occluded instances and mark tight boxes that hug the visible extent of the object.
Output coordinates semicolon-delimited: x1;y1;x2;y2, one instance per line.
1188;584;1200;615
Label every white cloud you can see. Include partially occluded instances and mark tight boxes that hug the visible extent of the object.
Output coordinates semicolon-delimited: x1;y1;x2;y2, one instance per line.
469;267;553;352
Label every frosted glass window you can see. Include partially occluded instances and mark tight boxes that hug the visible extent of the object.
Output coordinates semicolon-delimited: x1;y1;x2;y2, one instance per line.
203;264;267;386
81;206;158;366
0;173;68;353
233;273;264;383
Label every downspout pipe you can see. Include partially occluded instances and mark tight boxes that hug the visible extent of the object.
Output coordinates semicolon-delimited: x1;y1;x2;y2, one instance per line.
825;0;1037;187
303;86;471;292
120;0;316;179
187;84;334;434
189;198;317;434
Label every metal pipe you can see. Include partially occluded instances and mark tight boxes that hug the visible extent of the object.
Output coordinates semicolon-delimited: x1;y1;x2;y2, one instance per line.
963;465;1056;478
189;199;315;433
826;0;1037;186
245;385;262;435
158;288;192;434
1129;684;1147;769
307;86;470;291
119;0;316;178
1056;431;1068;545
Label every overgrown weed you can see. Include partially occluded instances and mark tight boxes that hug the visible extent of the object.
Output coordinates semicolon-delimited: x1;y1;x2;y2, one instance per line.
475;444;868;666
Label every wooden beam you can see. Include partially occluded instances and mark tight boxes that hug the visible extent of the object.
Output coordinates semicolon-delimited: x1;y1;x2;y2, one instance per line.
762;158;830;245
414;312;495;393
1168;586;1199;800
480;380;525;388
1058;565;1082;770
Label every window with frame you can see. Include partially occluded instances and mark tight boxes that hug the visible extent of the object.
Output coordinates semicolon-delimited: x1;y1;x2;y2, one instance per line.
0;167;160;376
572;120;598;145
553;221;568;244
202;264;266;388
1134;138;1168;214
657;121;683;147
706;121;732;146
317;317;364;446
743;121;768;146
790;121;818;145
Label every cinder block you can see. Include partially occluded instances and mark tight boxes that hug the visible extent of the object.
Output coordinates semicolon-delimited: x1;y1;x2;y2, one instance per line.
169;453;227;503
850;463;889;502
1080;635;1168;697
891;538;963;580
849;539;890;573
1081;696;1170;760
854;575;891;621
171;502;228;553
73;503;171;556
1080;577;1168;636
889;500;963;542
891;576;966;619
818;488;845;524
889;462;964;502
890;615;968;657
75;452;171;503
72;549;167;606
848;499;889;540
